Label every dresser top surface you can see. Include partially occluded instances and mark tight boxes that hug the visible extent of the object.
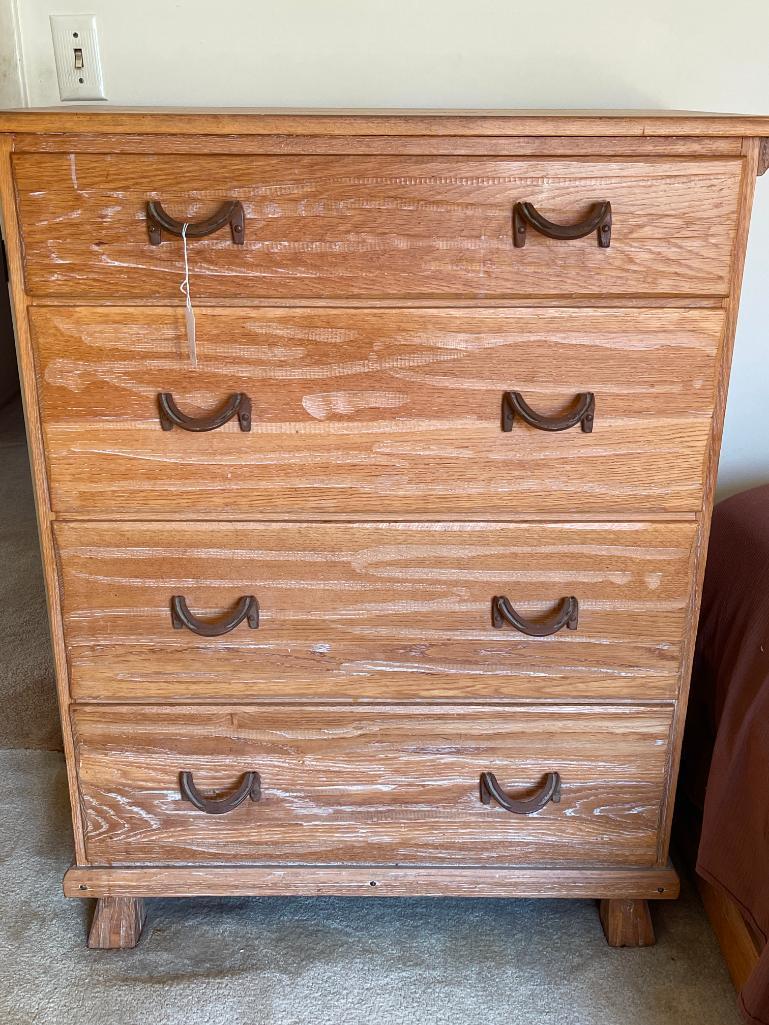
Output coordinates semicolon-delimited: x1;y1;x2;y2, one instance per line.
1;107;769;138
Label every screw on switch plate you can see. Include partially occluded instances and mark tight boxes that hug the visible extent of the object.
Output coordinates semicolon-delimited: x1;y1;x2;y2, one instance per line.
50;15;107;101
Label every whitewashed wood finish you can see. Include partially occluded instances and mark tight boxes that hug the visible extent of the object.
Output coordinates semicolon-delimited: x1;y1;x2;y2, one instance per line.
16;132;745;158
2;108;769;138
54;520;695;702
14;155;742;299
65;862;681;899
3;110;768;929
72;703;673;866
655;138;762;862
31;307;721;518
87;896;146;949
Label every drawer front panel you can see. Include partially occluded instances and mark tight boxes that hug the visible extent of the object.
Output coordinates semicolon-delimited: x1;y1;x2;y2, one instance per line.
72;704;673;866
55;521;696;702
15;154;741;298
32;307;722;517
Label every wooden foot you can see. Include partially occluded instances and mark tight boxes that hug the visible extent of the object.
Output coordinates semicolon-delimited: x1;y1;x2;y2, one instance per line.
88;897;146;949
599;898;655;947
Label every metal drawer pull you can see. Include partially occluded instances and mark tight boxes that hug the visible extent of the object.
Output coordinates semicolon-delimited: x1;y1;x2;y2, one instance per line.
480;771;561;815
179;771;261;815
513;200;612;248
501;391;594;433
492;595;578;636
171;595;259;636
158;392;252;432
147;199;245;245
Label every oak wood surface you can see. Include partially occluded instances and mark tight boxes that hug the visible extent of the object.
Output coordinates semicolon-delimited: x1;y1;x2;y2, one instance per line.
0;111;762;917
14;155;742;300
64;862;681;899
2;107;769;137
599;898;656;946
55;520;695;702
0;141;88;859
655;137;759;863
13;133;746;157
71;703;673;867
32;306;722;518
87;896;146;949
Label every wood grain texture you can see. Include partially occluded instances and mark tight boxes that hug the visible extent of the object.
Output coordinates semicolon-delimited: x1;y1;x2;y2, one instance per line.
87;896;146;949
1;111;763;917
599;898;655;946
13;133;745;157
31;307;722;518
2;107;769;137
14;155;742;299
656;140;758;863
64;862;681;899
71;703;673;867
54;520;696;702
0;142;88;860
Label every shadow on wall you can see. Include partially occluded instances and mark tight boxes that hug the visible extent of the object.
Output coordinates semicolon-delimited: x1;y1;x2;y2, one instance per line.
717;175;769;501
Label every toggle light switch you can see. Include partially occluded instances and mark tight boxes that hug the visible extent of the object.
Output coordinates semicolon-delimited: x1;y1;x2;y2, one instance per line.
50;15;107;101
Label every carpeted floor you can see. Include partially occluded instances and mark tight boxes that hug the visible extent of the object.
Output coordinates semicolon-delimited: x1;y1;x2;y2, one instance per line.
0;398;60;749
0;397;744;1025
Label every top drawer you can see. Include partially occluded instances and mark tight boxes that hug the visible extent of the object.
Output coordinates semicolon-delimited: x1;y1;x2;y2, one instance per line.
13;153;742;300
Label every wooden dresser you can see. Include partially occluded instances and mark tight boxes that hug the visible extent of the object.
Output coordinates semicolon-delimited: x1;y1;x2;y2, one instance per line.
1;109;767;950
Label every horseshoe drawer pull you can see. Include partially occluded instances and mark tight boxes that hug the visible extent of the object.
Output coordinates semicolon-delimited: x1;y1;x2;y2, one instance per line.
491;595;578;636
513;200;612;248
480;771;561;815
171;595;259;636
501;391;594;434
158;392;252;432
179;771;261;814
147;199;245;245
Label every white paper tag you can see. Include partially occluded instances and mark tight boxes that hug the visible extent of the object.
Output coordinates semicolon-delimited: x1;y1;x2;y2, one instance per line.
184;304;197;368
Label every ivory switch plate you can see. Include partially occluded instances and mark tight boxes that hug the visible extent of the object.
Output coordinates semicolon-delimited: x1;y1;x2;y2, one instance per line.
50;14;107;101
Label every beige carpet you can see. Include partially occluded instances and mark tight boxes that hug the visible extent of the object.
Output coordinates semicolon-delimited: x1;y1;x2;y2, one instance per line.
0;397;744;1025
0;398;60;749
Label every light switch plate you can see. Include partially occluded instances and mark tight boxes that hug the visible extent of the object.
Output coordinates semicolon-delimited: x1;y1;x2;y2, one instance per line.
50;14;106;101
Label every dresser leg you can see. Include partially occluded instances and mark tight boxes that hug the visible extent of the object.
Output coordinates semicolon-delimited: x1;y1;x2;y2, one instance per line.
87;897;146;949
599;899;655;947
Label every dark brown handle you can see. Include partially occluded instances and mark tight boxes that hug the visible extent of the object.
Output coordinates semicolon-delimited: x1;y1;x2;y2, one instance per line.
171;595;259;636
179;771;261;814
147;199;245;245
501;391;594;433
513;200;611;248
491;595;578;636
480;771;561;815
158;392;252;432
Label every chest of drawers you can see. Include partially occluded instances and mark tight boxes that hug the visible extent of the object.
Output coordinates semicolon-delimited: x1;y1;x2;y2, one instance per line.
1;109;767;951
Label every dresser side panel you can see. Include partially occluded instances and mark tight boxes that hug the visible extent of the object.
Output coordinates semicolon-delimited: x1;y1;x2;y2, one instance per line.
0;137;86;861
657;139;761;862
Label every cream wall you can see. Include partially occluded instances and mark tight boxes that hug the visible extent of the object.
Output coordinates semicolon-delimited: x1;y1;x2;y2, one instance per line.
4;0;769;495
0;1;24;108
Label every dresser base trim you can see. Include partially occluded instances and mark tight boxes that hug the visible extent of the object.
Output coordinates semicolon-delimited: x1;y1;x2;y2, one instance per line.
65;863;679;900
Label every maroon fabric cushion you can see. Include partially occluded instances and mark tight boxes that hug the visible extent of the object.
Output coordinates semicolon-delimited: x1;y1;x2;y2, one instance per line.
688;484;769;1024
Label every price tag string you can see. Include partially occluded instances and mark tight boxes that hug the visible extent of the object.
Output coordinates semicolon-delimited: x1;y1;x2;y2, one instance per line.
180;222;197;368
